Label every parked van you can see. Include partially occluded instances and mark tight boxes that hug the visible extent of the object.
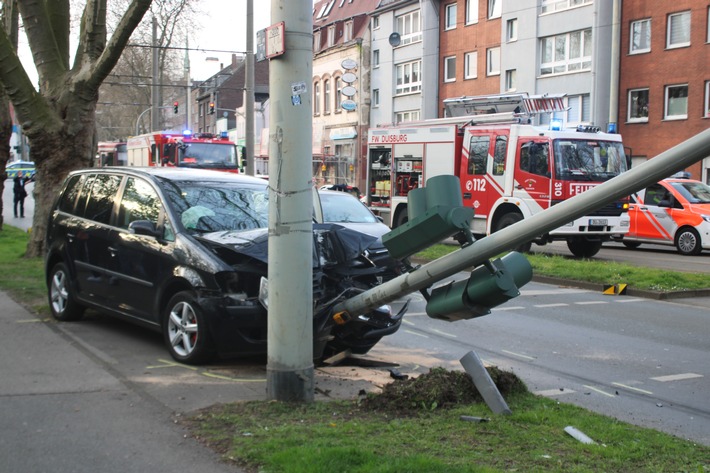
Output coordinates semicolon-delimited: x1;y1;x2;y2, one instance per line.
615;174;710;255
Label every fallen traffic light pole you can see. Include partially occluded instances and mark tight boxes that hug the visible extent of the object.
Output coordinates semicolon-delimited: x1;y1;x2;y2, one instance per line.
333;128;710;321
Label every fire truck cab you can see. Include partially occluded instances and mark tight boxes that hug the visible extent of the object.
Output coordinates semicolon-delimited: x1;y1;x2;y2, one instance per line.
366;94;631;258
126;131;240;173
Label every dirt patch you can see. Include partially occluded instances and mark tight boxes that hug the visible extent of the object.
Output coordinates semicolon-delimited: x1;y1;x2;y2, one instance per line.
359;366;527;415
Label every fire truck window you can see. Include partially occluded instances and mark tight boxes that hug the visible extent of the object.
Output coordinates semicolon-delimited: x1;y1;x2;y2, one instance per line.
520;141;549;177
468;135;489;175
493;135;507;176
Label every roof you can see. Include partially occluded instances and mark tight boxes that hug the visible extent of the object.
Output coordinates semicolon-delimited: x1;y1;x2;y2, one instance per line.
313;0;380;33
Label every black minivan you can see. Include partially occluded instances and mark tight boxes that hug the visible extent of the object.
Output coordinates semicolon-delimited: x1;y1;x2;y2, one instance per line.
45;167;405;364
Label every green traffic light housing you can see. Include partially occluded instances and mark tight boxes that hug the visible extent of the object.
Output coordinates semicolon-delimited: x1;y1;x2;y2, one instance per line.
382;175;474;260
425;251;533;322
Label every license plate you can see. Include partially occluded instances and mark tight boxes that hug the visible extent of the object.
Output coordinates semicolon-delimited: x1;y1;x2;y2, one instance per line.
589;219;607;226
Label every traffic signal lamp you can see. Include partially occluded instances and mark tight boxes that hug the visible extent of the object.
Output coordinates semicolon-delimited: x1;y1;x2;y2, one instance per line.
173;101;179;114
382;175;474;260
209;102;215;114
425;251;533;322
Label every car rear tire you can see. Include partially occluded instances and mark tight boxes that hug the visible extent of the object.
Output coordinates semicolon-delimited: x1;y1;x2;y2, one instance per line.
48;262;85;321
495;213;532;253
622;241;642;249
675;227;702;256
162;291;216;365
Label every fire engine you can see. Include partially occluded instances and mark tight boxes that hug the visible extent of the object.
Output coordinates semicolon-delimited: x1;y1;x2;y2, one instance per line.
366;93;631;258
126;131;240;172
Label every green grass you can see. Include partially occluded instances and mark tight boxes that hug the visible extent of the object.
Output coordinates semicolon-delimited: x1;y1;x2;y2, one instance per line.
187;393;710;473
2;225;709;472
414;244;710;292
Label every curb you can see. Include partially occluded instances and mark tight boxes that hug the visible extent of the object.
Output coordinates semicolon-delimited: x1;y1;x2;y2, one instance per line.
531;275;710;300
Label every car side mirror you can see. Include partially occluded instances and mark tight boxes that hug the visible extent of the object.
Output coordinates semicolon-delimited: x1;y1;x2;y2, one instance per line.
129;220;162;238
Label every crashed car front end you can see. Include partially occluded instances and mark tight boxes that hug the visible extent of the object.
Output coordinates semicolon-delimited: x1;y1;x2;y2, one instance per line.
195;223;408;360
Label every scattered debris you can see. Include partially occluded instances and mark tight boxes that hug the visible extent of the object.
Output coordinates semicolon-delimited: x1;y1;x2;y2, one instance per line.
564;426;595;444
459;415;490;423
388;368;409;380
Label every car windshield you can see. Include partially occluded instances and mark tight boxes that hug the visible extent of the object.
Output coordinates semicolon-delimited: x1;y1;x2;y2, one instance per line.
158;178;269;233
320;192;378;224
671;181;710;204
178;143;238;168
553;140;628;181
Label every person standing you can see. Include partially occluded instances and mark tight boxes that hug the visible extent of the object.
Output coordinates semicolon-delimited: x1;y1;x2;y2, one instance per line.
13;170;29;218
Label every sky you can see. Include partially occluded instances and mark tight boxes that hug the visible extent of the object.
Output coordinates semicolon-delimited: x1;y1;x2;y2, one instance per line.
18;1;274;84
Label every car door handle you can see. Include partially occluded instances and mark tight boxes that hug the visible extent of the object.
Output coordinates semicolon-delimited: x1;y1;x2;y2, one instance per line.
108;246;118;257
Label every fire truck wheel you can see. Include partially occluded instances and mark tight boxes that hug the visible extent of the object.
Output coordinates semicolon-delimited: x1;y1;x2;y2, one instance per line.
393;208;409;228
566;237;602;258
622;241;642;249
495;213;532;253
675;227;702;256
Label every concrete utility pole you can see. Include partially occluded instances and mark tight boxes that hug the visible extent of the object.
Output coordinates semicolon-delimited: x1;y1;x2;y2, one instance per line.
245;0;256;175
151;17;160;131
266;0;314;402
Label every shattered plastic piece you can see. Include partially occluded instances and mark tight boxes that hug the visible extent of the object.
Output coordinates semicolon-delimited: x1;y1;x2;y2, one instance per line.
389;368;409;380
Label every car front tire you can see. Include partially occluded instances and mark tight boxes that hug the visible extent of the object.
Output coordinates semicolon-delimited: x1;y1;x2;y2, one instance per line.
48;262;85;321
162;291;216;365
675;227;702;256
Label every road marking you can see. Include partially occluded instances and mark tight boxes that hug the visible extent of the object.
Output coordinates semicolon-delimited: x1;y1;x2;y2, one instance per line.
403;312;426;317
536;388;576;397
533;303;569;308
431;328;457;338
402;318;416;326
574;301;608;305
404;329;429;338
583;385;616;398
146;359;198;371
501;349;535;361
650;373;703;382
202;372;265;383
492;306;525;311
615;298;644;303
612;382;653;395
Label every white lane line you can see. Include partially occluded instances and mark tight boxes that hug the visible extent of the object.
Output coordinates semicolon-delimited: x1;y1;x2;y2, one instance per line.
615;298;645;303
651;373;703;382
534;303;569;308
501;349;535;361
402;318;416;326
492;306;526;311
536;388;576;397
404;329;429;338
574;301;609;305
583;385;616;398
432;329;457;338
612;382;653;395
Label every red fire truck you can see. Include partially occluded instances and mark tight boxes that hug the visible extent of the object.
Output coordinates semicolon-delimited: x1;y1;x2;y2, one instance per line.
126;131;240;172
366;94;631;258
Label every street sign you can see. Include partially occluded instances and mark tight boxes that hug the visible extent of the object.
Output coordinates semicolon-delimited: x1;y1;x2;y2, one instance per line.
266;21;285;59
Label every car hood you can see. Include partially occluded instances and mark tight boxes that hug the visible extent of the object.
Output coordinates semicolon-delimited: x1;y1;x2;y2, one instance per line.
195;223;381;267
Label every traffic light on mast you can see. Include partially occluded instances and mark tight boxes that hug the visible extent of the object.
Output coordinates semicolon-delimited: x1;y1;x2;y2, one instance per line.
173;101;179;114
209;102;215;114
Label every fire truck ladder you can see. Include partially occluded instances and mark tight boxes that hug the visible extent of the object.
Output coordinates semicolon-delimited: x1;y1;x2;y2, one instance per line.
441;93;568;126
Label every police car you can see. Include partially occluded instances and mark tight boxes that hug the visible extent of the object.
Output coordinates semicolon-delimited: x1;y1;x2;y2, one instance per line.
6;161;36;181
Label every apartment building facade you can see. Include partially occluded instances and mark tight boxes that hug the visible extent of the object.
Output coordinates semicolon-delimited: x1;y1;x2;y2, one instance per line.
618;1;710;181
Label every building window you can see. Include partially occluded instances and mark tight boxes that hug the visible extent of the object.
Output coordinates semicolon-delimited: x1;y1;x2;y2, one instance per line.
665;84;688;120
464;51;478;79
486;47;500;76
705;81;710;118
327;26;336;47
344;21;353;42
335;77;343;111
313;31;321;51
465;0;478;24
627;89;649;122
445;3;457;30
630;19;651;54
505;69;516;91
707;7;710;43
373;88;380;108
396;110;420;123
667;11;690;49
541;0;592;14
396;60;421;95
566;94;590;124
397;10;422;45
444;56;456;82
373;15;380;29
373;49;380;68
488;0;501;19
506;19;518;42
313;81;321;115
324;79;331;114
540;29;592;75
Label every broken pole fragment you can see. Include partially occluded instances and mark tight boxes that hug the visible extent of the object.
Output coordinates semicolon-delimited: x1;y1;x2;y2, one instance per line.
460;351;512;415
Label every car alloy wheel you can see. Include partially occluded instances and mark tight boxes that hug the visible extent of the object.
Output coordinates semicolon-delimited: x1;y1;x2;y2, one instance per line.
163;291;215;364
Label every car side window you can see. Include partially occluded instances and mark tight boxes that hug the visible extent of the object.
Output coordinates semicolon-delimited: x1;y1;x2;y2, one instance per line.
57;175;86;214
83;174;122;224
644;184;668;206
118;177;162;230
